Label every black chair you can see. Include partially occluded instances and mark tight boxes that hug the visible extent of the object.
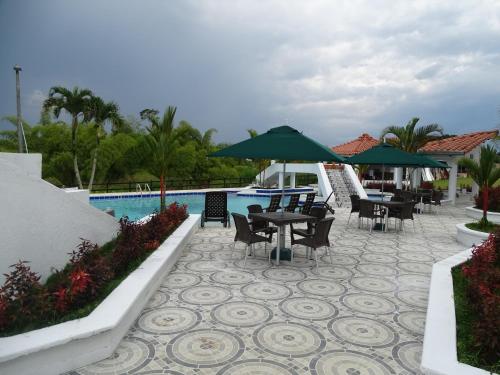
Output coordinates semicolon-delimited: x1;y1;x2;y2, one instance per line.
315;191;336;215
265;195;281;212
290;217;335;271
200;191;230;228
247;204;277;239
347;194;360;225
300;192;316;215
389;201;417;232
430;190;443;212
284;194;300;212
232;213;273;267
290;206;328;239
358;200;385;233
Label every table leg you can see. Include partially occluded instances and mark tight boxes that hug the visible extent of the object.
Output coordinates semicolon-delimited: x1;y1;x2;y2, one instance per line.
276;226;281;265
385;209;389;232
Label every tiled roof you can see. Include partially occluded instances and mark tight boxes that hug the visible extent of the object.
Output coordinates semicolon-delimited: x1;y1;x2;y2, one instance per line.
419;130;498;154
332;133;379;156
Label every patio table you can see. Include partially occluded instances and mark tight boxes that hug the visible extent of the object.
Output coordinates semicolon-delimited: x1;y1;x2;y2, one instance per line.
248;212;316;265
361;199;407;232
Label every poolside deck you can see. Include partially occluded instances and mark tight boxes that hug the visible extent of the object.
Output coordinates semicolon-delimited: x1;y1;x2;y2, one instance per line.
70;199;471;375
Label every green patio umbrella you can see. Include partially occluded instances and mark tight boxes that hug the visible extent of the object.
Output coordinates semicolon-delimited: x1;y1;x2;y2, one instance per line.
347;143;430;194
415;154;448;169
210;125;345;208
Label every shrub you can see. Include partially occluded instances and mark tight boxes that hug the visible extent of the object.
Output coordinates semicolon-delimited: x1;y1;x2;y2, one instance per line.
365;182;396;193
474;187;500;212
420;181;434;189
461;230;500;365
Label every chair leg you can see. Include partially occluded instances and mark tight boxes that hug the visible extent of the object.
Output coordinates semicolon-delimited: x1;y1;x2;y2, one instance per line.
328;246;333;265
401;220;405;234
291;245;294;264
314;249;319;272
369;219;373;233
243;245;249;268
412;219;416;232
347;212;352;224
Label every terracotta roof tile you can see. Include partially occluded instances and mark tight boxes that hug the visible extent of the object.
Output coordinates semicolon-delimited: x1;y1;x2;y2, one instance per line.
419;130;498;154
332;133;379;156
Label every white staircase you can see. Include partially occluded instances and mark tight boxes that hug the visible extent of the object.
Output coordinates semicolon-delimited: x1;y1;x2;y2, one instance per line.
326;168;354;207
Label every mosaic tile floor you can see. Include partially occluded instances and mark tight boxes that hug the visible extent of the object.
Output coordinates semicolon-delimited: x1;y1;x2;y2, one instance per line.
71;199;470;375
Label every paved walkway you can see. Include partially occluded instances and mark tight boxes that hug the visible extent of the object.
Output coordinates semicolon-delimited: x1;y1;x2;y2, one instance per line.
71;199;470;375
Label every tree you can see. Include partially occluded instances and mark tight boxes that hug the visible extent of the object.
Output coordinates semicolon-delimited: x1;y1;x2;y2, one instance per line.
85;96;122;191
380;117;443;152
458;145;500;225
141;106;178;210
43;86;93;189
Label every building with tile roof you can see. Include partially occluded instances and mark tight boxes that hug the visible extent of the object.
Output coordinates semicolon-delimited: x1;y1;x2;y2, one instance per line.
331;133;379;157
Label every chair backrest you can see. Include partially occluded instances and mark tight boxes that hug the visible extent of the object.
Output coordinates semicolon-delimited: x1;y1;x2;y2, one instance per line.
359;199;375;219
285;194;300;212
267;195;281;212
350;194;360;212
390;195;405;202
401;191;415;202
232;213;252;244
400;201;416;220
247;204;263;215
205;191;228;218
247;204;267;231
432;190;443;204
309;206;327;220
301;192;316;215
312;217;334;248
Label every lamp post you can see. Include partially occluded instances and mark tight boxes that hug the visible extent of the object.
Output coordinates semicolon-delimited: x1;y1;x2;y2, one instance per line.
14;64;24;153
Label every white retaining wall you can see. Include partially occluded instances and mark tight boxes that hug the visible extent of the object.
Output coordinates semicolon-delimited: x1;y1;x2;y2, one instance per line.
0;154;119;284
465;206;500;224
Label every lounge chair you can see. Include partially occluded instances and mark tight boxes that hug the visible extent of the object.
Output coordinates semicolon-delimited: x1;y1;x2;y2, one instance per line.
265;195;281;212
200;191;230;228
284;194;300;212
300;192;316;215
315;191;335;215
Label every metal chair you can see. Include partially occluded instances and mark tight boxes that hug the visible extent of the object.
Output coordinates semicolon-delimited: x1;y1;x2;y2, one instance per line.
232;213;273;267
300;192;316;215
284;194;300;212
200;191;230;227
358;200;384;233
347;194;360;225
290;217;335;271
265;195;281;212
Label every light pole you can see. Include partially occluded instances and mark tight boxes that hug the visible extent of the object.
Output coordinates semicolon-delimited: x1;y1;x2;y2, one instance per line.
14;64;24;153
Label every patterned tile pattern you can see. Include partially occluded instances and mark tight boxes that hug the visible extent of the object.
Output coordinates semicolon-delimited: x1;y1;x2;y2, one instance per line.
71;200;470;375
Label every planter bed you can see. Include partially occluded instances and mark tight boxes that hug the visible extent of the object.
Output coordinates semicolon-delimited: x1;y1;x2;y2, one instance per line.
421;248;495;375
465;206;500;224
456;223;489;247
0;214;200;375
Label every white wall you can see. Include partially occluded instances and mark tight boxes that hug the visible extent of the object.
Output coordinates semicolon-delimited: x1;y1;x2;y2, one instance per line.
0;153;41;179
0;155;119;284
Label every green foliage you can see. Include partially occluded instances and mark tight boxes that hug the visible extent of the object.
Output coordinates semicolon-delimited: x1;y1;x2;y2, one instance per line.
381;117;443;152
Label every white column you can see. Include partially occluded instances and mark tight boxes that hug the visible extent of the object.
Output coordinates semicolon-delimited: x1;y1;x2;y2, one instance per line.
472;182;479;196
412;168;422;188
278;170;284;189
395;167;403;189
448;162;458;205
290;172;296;188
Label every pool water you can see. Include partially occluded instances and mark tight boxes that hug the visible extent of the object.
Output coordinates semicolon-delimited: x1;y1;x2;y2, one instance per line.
91;193;292;221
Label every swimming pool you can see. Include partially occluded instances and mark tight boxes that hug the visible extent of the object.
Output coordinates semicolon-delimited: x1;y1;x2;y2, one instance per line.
91;193;292;221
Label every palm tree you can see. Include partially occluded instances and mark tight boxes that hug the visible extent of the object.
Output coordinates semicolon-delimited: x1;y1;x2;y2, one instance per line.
458;145;500;225
43;86;93;189
141;106;178;211
85;96;123;191
380;117;443;152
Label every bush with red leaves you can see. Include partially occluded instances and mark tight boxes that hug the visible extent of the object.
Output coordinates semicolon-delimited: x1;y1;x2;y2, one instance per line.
474;187;500;213
461;229;500;363
420;181;434;189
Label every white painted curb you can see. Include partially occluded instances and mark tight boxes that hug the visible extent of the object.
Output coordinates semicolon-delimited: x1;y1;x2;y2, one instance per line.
465;206;500;224
456;223;489;247
0;214;200;375
421;248;495;375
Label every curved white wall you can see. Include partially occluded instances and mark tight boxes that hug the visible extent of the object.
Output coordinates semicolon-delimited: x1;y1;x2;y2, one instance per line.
0;154;119;284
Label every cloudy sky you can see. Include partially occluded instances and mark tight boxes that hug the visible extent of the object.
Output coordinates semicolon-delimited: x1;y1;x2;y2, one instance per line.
1;0;499;145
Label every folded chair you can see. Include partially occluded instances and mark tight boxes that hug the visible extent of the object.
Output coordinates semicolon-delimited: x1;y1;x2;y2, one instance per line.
315;191;336;215
200;191;230;227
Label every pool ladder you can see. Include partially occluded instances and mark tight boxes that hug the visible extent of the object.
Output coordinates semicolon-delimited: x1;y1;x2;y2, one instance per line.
136;183;151;196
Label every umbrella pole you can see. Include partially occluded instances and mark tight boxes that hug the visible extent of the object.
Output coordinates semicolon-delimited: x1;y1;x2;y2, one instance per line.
281;161;286;213
381;165;385;198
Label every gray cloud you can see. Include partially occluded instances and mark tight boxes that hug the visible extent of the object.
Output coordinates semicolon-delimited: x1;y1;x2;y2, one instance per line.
0;0;499;145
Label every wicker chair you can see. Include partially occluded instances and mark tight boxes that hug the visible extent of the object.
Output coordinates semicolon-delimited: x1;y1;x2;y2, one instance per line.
284;194;300;212
389;201;417;232
200;191;230;228
290;217;334;271
347;194;360;225
247;204;277;240
300;192;316;215
358;199;385;233
290;206;328;239
232;213;273;267
265;195;282;212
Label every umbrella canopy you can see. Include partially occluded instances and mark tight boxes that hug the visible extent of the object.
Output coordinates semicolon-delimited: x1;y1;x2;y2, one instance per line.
210;125;345;162
415;154;448;169
347;143;424;166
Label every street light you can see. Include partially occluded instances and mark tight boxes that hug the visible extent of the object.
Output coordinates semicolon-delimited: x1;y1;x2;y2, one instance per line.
13;64;25;153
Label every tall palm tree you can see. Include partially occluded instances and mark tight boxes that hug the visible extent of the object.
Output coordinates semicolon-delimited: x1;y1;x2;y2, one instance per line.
85;96;123;191
380;117;443;152
141;106;178;211
43;86;93;189
458;145;500;225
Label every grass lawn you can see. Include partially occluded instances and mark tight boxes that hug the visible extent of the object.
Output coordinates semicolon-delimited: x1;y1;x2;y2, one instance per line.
433;177;472;190
465;222;500;233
